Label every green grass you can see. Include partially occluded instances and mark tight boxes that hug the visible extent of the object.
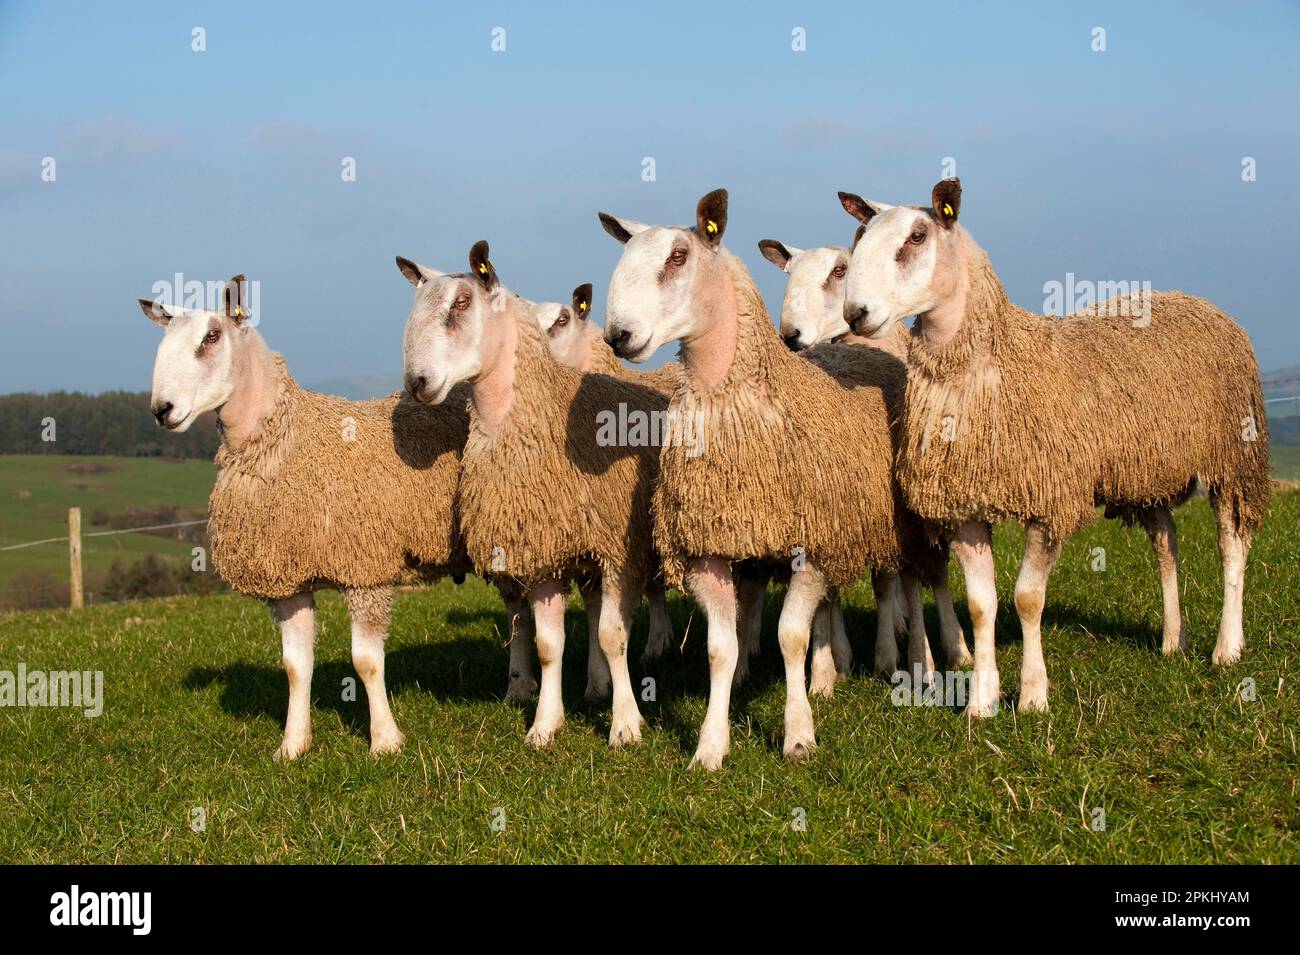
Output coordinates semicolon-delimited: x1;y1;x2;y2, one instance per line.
1270;443;1300;480
0;454;215;597
0;491;1296;863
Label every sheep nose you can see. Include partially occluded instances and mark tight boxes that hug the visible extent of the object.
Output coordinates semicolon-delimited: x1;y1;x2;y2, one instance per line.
405;374;426;399
782;330;804;351
152;402;173;427
845;304;870;334
606;326;632;356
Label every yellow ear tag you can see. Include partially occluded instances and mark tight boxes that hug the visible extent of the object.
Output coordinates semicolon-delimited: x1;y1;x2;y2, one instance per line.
579;301;588;311
706;220;718;235
942;203;954;218
478;263;487;274
233;306;243;318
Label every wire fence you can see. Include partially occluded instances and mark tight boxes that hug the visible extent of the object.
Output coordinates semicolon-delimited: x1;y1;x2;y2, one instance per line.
0;519;208;552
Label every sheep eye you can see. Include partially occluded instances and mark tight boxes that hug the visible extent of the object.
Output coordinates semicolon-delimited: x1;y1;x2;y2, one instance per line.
831;264;847;278
668;248;688;266
202;329;221;345
555;312;570;328
453;295;470;310
909;231;926;245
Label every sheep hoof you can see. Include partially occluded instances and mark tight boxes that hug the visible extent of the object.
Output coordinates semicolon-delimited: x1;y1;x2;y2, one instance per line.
505;675;539;705
608;716;645;748
1017;693;1048;715
873;656;900;678
1212;645;1242;667
524;723;562;749
783;737;816;761
963;698;999;719
369;729;406;755
583;680;612;704
809;677;835;699
273;735;311;761
688;745;728;772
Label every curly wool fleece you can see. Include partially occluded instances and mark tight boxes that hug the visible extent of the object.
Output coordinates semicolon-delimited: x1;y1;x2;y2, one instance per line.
899;233;1271;540
456;307;666;589
652;255;912;590
208;356;469;600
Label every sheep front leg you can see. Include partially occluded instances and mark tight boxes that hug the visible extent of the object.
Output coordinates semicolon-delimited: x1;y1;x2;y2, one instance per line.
808;599;837;698
951;521;1000;718
871;569;899;675
934;568;972;668
1014;522;1062;713
579;576;612;702
524;579;569;748
686;558;739;771
271;593;316;760
344;587;404;755
779;566;827;759
903;573;936;687
600;573;645;747
502;591;538;703
642;579;673;663
1138;507;1186;656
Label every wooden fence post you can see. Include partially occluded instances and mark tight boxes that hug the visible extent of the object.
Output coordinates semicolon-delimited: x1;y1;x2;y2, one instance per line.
68;507;83;609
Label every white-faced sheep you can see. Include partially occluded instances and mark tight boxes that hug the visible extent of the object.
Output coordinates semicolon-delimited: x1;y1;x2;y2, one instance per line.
599;189;939;768
139;275;489;758
758;234;972;674
839;177;1272;717
399;243;666;749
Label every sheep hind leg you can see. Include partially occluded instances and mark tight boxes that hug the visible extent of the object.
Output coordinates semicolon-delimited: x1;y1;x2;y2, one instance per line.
829;589;853;676
778;566;827;759
579;576;611;703
502;591;537;704
1211;493;1251;667
686;558;739;771
808;599;836;699
599;573;645;747
271;593;316;760
1014;522;1063;714
524;579;569;748
935;566;972;668
903;573;936;688
641;579;673;663
732;570;765;688
871;570;900;676
952;521;1000;718
1137;506;1185;656
344;587;404;755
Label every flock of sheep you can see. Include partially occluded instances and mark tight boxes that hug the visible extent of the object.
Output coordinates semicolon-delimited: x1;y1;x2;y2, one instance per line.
139;178;1271;770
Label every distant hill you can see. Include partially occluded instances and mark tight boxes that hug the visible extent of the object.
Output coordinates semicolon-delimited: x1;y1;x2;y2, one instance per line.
305;375;401;401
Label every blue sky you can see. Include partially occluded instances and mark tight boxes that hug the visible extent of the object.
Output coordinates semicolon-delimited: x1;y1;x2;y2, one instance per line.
1;0;1297;393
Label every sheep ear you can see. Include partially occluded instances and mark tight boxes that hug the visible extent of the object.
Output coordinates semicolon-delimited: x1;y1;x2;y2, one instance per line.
757;239;798;271
397;256;424;287
852;224;866;249
572;283;593;318
838;191;893;227
139;298;174;326
223;274;250;325
695;188;728;247
468;240;498;290
598;212;649;245
932;178;961;229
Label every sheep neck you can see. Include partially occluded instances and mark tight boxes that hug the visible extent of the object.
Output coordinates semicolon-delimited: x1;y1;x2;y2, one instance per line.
471;304;519;436
218;329;283;450
909;232;1008;382
680;255;740;391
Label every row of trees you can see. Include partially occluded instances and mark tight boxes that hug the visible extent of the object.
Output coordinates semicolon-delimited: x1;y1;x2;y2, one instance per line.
0;391;219;458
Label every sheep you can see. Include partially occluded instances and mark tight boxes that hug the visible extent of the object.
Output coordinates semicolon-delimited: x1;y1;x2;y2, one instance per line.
399;243;666;749
524;284;676;667
757;233;911;358
599;189;938;768
531;287;852;688
839;177;1272;717
758;234;973;674
138;274;499;758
